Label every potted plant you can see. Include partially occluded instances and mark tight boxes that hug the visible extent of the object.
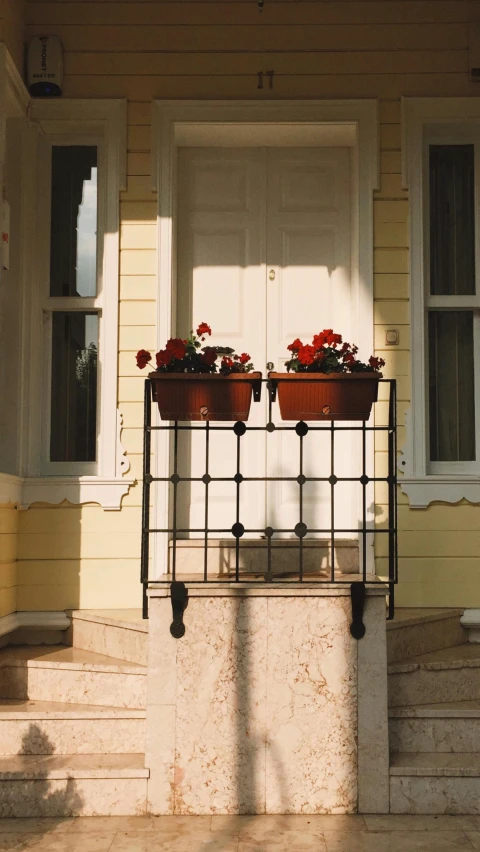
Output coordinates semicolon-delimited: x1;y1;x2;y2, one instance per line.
136;323;262;421
269;330;385;421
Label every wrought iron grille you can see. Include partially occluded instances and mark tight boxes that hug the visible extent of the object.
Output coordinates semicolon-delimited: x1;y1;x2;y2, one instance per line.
140;377;398;626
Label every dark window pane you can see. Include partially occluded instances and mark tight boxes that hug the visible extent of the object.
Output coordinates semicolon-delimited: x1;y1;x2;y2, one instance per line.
429;145;475;295
50;312;98;462
429;311;475;461
50;146;98;297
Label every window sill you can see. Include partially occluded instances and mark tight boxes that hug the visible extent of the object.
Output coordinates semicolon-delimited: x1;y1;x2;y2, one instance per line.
0;473;135;511
400;475;480;508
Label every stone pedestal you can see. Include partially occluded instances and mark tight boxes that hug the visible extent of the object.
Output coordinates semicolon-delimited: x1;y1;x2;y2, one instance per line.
145;585;389;815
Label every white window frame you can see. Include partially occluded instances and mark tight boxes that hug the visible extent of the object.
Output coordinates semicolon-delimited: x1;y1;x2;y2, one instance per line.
11;99;133;510
402;98;480;507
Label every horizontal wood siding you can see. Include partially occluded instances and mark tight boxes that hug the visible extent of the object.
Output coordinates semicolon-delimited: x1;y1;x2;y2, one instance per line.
15;0;480;609
0;506;18;618
0;0;24;74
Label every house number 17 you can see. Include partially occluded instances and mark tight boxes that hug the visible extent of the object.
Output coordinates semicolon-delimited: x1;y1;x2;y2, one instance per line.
257;70;275;90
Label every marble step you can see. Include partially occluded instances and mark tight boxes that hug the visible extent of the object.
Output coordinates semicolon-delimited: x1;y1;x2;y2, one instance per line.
388;644;480;707
0;700;146;755
67;609;148;666
390;752;480;815
389;700;480;753
0;753;149;817
0;646;146;709
387;609;466;664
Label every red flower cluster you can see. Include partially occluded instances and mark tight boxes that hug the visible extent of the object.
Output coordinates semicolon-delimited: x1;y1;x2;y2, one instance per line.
136;323;255;375
297;345;315;366
284;328;385;375
197;322;211;338
312;329;342;349
136;349;152;370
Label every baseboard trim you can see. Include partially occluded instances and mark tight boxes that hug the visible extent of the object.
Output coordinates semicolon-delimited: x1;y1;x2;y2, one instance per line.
0;611;71;637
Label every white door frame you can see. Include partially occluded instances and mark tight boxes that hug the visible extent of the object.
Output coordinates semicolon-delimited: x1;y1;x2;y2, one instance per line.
151;99;379;579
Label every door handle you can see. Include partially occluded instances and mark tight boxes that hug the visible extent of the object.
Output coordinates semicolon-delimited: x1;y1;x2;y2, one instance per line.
266;361;274;370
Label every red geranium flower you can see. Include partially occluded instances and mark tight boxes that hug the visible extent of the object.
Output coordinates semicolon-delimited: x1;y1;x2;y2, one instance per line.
196;322;212;337
326;331;342;348
136;349;151;370
287;338;303;353
368;356;385;371
165;338;187;360
312;332;327;350
156;349;172;368
222;356;234;369
202;347;217;366
239;352;251;364
297;345;315;366
344;353;357;366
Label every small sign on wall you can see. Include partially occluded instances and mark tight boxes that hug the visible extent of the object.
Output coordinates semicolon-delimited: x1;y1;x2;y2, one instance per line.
2;201;10;271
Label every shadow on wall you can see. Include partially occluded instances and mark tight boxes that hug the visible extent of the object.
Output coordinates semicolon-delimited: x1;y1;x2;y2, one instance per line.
0;724;84;821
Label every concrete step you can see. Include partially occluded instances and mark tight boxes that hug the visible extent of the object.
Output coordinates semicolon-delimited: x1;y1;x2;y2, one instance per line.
0;754;149;817
67;609;148;666
170;538;359;576
0;646;146;709
0;699;146;755
389;700;480;753
388;644;480;707
387;609;466;664
390;752;480;815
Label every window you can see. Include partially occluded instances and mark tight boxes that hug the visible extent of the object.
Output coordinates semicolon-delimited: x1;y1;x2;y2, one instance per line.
14;99;133;510
402;98;480;508
426;144;478;472
46;146;100;469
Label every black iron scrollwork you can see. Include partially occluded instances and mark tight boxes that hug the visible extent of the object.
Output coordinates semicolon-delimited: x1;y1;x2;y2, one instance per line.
350;582;366;640
170;581;189;638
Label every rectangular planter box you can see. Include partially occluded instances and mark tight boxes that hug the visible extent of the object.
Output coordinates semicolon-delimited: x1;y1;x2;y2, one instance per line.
149;371;262;421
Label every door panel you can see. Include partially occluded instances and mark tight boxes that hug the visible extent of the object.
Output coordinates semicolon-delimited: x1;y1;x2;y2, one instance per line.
176;146;358;546
265;148;357;538
177;149;267;537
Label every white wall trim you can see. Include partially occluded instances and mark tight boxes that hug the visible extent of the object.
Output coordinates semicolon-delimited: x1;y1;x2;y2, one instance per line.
0;473;23;505
21;477;134;511
0;611;70;638
151;99;378;578
0;473;134;510
402;97;480;508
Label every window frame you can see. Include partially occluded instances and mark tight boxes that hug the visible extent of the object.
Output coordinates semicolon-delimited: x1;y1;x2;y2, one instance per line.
16;99;133;509
402;99;480;507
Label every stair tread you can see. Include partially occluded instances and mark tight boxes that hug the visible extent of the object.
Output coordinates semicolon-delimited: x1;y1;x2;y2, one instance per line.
387;608;463;631
0;753;149;779
390;699;480;719
70;609;148;634
389;643;480;673
390;752;480;777
0;699;145;719
0;645;146;674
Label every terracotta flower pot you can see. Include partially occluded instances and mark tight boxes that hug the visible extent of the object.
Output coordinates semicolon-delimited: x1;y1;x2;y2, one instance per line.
268;372;381;421
149;371;263;421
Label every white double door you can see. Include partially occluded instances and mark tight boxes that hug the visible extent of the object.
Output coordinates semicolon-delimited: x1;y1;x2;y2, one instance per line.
176;146;362;539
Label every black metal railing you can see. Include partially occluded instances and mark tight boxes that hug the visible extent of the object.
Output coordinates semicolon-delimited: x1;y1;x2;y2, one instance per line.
141;377;397;630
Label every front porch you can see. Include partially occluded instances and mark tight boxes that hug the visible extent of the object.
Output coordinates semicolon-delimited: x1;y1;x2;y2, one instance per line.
0;607;473;817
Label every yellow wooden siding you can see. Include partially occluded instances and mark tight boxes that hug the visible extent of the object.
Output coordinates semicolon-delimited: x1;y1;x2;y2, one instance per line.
0;0;24;74
10;0;479;610
0;506;18;618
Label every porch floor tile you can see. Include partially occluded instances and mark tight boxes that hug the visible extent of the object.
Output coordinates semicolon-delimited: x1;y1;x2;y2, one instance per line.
0;815;478;850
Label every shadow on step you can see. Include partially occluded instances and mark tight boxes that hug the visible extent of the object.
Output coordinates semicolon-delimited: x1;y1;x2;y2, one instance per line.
0;725;84;821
